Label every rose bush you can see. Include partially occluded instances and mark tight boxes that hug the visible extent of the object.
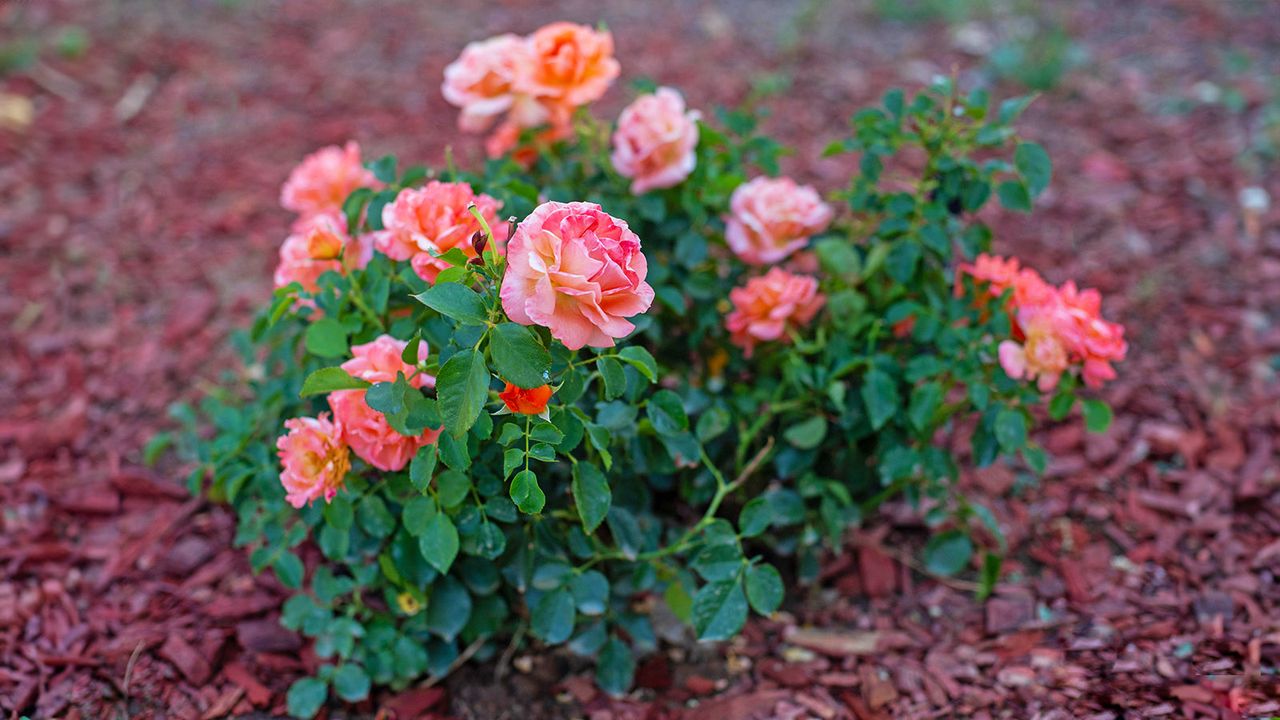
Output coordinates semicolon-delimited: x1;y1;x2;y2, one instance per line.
171;21;1124;717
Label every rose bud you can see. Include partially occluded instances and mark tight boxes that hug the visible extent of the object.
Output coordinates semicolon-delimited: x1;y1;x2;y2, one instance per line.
499;382;554;416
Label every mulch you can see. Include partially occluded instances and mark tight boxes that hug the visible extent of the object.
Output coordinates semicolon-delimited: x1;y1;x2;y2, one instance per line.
2;0;1279;718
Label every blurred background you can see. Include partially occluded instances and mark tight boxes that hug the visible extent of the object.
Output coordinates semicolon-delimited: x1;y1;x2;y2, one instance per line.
2;0;1280;717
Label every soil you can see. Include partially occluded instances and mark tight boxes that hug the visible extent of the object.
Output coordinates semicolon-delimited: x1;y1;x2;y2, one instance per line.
3;0;1280;718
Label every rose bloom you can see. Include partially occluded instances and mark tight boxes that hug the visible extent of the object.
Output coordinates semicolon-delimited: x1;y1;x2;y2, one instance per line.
374;181;508;283
441;33;530;133
725;268;826;356
999;312;1072;392
273;212;372;292
329;335;439;472
1056;281;1127;388
957;253;1021;298
725;177;833;265
516;22;620;125
611;87;700;195
280;141;377;219
500;201;654;351
499;382;554;415
277;414;351;508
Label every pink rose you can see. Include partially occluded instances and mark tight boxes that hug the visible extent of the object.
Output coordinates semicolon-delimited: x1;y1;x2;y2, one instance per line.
273;212;370;293
500;201;655;350
725;177;833;266
277;413;351;508
725;268;826;357
441;34;531;133
329;335;439;472
280;141;377;219
374;181;508;283
610;87;700;195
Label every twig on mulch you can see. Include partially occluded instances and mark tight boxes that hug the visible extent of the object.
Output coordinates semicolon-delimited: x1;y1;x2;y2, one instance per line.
419;636;488;690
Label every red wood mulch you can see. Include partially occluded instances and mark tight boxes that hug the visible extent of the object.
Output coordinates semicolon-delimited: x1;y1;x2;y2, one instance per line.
2;0;1279;718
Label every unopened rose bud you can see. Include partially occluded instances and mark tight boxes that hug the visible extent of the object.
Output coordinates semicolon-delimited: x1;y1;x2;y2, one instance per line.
471;229;487;255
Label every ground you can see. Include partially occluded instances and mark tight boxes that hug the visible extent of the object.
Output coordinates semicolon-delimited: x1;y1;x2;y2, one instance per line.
2;0;1280;718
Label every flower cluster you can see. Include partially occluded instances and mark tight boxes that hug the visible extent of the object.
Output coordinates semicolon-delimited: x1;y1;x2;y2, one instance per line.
274;142;379;295
442;22;620;158
960;253;1127;390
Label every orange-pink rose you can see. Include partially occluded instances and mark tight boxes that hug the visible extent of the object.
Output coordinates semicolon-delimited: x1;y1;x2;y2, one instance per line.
277;413;351;508
441;34;534;134
998;310;1072;392
725;177;833;266
443;23;619;160
329;335;439;472
273;212;371;293
971;254;1128;390
500;201;654;351
725;268;826;357
280;141;376;219
610;87;700;195
517;22;619;124
373;181;508;283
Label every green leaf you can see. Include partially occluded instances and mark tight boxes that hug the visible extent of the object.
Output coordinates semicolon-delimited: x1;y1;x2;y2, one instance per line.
744;563;784;615
356;496;395;538
332;664;370;702
425;576;471;640
323;496;353;530
510;469;545;514
596;637;635;697
489;322;551;388
571;463;611;533
860;369;898;431
977;551;1003;601
618;346;658;382
993;408;1028;452
1014;142;1052;196
606;507;643;560
696;406;731;442
409;445;437;493
437;431;470;470
692;579;748;641
286;677;328;719
368;154;397;183
1082;399;1113;433
908;381;943;432
996;180;1032;212
737;497;772;538
419;513;459;574
274;551;305;589
437;349;490;438
304;318;349;358
598;357;626;400
692;544;744;582
646;390;688;436
300;368;370;397
435;469;471;508
531;588;575;645
1048;391;1075;421
403;496;436;536
923;530;973;577
413;283;488;325
570;571;609;615
783;415;827;449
